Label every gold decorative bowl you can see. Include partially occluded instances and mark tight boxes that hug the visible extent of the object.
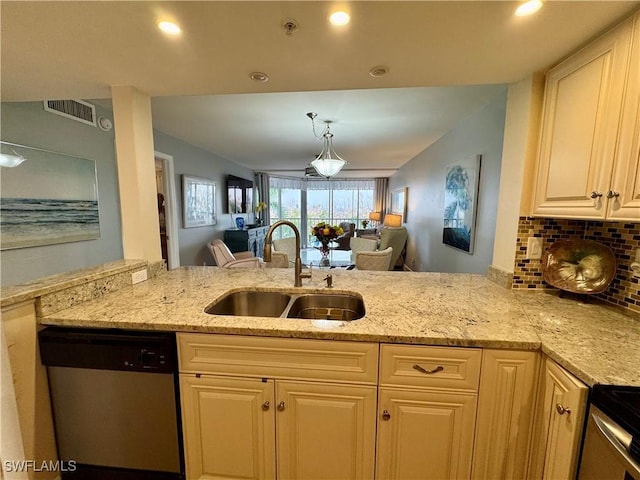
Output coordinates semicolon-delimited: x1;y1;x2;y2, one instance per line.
542;239;616;294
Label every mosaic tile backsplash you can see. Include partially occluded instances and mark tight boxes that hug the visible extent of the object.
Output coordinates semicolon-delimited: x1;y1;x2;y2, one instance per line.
514;217;640;314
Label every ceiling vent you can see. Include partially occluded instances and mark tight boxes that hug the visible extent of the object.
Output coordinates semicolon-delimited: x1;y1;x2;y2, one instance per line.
305;166;321;177
43;99;97;127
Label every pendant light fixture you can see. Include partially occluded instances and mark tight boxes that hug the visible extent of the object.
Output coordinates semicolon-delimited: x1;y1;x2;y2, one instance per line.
307;112;347;178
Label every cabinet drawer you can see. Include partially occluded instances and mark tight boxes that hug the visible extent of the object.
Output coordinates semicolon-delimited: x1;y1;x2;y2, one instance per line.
379;344;481;391
178;333;379;384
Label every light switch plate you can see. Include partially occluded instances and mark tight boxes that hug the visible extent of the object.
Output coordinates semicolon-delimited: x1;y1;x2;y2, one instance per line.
131;269;148;284
526;237;543;260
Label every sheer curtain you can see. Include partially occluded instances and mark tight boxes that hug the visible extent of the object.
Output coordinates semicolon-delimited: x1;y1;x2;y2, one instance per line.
374;177;388;216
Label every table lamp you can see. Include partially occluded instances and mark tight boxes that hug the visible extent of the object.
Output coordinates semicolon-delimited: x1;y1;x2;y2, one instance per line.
368;211;381;228
383;213;402;228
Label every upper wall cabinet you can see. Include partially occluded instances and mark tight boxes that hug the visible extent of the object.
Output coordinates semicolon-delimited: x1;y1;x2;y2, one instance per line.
532;11;640;220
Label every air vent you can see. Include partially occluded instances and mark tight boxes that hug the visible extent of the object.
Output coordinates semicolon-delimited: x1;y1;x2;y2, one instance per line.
305;166;321;177
43;99;97;127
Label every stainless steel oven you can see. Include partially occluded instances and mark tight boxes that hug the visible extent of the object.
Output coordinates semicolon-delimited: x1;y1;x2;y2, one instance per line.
39;327;185;479
579;385;640;480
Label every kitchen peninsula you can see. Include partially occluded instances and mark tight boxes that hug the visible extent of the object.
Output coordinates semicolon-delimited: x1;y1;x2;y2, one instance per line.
18;264;636;387
3;262;640;479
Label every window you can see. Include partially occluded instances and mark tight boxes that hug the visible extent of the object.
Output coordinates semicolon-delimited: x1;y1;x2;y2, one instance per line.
269;177;374;247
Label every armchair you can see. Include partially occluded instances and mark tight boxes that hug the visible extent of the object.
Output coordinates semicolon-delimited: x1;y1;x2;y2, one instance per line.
335;222;356;250
208;239;261;268
379;226;408;270
272;237;297;268
355;247;393;271
349;237;378;264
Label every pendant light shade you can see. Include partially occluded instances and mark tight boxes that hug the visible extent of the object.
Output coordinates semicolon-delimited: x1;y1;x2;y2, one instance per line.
307;112;348;178
310;130;347;178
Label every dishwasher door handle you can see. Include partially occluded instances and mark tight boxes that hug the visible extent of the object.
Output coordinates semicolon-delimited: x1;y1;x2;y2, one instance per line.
591;412;640;476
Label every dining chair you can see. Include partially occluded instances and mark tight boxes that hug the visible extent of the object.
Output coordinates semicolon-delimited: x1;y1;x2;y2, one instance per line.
355;247;393;271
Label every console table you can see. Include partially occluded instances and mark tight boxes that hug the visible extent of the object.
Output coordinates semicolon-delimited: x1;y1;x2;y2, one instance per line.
224;225;270;258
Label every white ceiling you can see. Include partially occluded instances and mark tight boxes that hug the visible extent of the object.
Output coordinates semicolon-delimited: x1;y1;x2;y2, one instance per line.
2;1;638;177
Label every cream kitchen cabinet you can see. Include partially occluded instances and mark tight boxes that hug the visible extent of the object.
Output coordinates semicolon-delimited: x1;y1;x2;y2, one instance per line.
528;357;589;480
472;349;540;480
177;333;378;480
532;12;639;220
376;344;482;480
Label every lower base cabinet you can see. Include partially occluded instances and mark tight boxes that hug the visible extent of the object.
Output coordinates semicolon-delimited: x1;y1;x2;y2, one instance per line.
376;388;477;479
180;375;276;480
180;375;376;480
528;357;588;480
178;334;589;480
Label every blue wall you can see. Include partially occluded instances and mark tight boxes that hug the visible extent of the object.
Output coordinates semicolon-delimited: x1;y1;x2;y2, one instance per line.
1;101;123;285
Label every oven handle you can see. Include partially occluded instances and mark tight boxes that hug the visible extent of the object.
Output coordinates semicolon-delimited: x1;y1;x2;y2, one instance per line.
592;412;640;475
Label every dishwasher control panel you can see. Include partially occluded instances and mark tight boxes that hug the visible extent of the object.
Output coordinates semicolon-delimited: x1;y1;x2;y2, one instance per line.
39;327;177;374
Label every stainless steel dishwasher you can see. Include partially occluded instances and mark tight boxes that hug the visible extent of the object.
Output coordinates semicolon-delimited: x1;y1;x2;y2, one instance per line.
578;384;640;480
38;327;185;479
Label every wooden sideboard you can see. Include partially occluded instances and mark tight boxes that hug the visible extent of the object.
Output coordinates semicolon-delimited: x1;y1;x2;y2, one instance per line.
224;225;269;258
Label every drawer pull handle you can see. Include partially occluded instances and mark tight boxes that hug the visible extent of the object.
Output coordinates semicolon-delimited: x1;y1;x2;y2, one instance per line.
382;410;391;421
277;401;286;411
555;403;571;415
262;401;270;411
589;191;603;199
606;190;620;199
413;364;444;375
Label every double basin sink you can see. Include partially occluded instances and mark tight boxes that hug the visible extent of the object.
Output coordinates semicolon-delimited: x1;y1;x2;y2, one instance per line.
205;289;365;321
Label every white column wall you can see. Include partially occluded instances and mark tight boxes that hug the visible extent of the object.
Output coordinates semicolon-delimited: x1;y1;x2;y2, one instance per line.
111;86;162;262
490;74;545;273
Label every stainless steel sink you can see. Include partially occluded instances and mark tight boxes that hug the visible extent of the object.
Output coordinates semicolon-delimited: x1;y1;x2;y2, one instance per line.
204;290;292;317
285;293;365;321
205;290;365;321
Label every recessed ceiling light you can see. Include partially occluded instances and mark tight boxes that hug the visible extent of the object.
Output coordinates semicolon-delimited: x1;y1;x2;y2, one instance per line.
249;72;269;83
329;11;350;26
369;66;390;78
515;0;543;16
158;21;181;35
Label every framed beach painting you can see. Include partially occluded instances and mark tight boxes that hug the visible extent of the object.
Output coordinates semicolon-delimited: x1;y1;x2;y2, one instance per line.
0;142;100;250
391;187;408;222
442;154;482;254
182;175;217;228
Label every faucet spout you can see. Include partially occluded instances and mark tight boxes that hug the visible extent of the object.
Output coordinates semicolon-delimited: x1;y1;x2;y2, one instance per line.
264;220;308;287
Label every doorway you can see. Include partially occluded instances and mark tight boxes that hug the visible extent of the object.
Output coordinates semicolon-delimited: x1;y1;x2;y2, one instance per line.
154;152;180;269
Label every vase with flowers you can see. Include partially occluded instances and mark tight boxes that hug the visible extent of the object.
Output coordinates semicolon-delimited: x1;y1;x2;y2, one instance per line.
254;201;267;226
311;221;344;266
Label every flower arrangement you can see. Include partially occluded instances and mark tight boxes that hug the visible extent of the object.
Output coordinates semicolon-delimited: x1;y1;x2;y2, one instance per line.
255;201;267;212
311;221;344;244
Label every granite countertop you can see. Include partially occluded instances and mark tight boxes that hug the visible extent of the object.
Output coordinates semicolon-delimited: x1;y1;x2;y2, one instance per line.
39;266;640;387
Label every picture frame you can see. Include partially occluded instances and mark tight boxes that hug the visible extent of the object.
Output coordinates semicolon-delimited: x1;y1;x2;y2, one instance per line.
182;175;217;228
0;141;100;250
391;187;408;222
442;154;482;254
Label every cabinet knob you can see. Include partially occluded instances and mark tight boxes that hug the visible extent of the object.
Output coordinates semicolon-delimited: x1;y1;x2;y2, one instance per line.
413;364;444;375
382;410;391;421
589;191;603;199
555;403;571;415
262;401;270;411
277;401;286;411
606;190;620;199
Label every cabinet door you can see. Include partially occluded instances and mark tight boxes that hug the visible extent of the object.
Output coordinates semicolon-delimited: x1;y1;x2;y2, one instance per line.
276;380;377;480
472;350;539;480
376;387;477;480
180;375;276;480
533;17;633;219
608;12;640;220
528;358;588;480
